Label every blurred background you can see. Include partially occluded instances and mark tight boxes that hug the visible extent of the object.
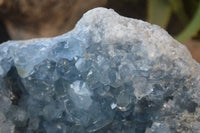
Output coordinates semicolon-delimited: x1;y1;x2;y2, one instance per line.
0;0;200;62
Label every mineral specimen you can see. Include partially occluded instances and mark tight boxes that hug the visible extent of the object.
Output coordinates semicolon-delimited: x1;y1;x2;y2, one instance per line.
0;7;200;133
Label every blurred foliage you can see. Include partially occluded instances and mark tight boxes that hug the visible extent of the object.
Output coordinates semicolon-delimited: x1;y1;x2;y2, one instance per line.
107;0;200;43
148;0;171;28
147;0;200;42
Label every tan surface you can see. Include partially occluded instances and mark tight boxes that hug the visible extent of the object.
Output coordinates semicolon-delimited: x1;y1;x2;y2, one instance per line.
185;40;200;63
0;0;107;39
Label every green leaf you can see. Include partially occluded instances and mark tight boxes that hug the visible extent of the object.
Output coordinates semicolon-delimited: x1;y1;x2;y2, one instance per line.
147;0;172;28
176;0;200;42
168;0;188;26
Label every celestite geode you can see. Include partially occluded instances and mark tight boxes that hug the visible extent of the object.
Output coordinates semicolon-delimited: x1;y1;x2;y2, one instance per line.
0;8;200;133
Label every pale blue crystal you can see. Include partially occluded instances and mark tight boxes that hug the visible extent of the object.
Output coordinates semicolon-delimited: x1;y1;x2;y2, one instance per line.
0;7;200;133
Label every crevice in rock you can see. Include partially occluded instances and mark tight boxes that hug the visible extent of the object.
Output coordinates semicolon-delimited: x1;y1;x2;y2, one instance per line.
3;66;25;105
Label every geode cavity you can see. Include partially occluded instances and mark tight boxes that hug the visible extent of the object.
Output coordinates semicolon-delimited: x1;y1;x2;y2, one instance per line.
0;8;200;133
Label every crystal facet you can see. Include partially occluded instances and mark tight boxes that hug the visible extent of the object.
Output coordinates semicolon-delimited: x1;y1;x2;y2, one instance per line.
0;7;200;133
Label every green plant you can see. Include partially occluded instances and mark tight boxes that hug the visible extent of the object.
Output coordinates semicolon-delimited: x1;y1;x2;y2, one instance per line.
147;0;200;43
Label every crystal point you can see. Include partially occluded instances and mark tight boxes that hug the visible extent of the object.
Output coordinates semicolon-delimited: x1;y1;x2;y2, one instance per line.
0;7;200;133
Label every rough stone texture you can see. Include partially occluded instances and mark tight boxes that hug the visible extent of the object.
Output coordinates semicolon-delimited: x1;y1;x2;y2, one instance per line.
0;0;107;40
0;7;200;133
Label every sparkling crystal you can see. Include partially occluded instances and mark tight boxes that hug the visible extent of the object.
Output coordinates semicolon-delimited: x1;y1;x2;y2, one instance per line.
0;7;200;133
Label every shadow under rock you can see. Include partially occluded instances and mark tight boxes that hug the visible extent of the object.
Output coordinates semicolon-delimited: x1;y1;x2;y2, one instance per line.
0;20;10;44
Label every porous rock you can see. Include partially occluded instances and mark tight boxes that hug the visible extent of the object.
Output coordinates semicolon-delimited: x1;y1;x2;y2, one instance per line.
0;8;200;133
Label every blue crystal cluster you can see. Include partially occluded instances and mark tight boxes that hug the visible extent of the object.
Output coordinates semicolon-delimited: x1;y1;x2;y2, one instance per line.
0;8;200;133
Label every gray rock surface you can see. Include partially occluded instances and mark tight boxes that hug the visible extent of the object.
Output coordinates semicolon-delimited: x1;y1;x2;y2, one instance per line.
0;7;200;133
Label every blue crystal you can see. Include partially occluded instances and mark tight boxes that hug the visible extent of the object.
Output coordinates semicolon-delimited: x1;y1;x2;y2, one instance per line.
0;7;200;133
